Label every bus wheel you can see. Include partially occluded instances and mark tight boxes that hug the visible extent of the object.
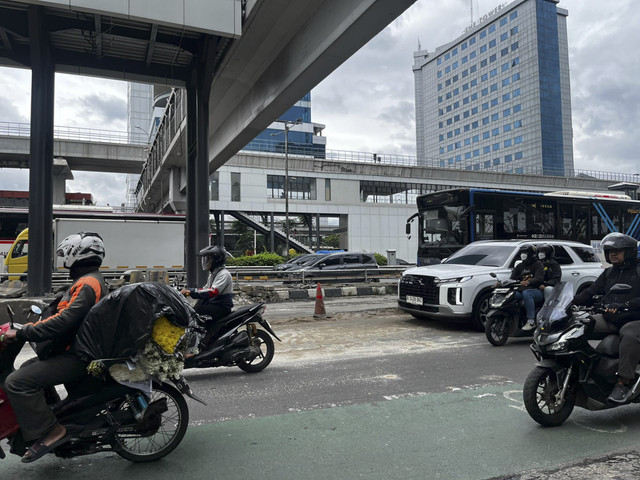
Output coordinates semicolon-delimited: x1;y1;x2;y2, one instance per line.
471;292;492;332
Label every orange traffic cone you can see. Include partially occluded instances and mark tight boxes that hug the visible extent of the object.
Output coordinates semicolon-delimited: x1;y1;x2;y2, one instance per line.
314;283;327;317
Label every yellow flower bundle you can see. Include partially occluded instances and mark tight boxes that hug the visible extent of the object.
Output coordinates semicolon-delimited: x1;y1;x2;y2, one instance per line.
152;316;186;354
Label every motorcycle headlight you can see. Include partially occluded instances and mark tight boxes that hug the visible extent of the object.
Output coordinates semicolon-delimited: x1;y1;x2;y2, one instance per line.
547;340;568;352
435;275;472;285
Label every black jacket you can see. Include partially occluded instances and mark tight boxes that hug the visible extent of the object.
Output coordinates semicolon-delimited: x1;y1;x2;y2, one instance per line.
573;263;640;326
510;259;545;290
541;259;562;287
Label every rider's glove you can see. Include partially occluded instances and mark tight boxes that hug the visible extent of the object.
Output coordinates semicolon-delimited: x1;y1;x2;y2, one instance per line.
605;302;629;311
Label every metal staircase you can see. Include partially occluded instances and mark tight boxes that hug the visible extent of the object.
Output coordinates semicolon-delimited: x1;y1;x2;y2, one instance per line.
228;211;314;254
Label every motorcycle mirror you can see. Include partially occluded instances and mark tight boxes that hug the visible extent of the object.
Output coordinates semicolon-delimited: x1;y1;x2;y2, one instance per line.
31;305;43;316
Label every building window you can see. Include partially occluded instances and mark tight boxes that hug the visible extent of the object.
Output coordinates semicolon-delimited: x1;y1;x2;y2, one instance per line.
489;24;496;33
513;104;522;113
510;11;518;20
267;175;317;200
500;17;508;27
209;172;219;201
504;139;512;147
231;172;241;201
500;32;508;41
511;26;518;35
505;154;513;163
325;179;331;201
515;151;523;160
514;135;523;144
489;39;496;48
511;42;519;51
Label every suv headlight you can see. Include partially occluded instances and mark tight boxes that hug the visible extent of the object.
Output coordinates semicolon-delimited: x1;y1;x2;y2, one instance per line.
435;275;472;285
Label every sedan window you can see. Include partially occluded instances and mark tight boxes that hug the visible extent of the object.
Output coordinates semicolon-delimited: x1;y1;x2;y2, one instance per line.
444;244;513;266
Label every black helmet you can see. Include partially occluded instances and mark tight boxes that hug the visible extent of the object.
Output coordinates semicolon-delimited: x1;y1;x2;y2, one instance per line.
197;245;226;271
517;243;538;264
538;243;555;260
601;232;637;264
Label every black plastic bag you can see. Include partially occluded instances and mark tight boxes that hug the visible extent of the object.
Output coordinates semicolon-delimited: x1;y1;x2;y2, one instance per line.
74;282;198;362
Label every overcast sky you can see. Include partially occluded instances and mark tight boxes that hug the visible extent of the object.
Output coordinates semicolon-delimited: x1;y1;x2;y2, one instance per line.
0;0;638;206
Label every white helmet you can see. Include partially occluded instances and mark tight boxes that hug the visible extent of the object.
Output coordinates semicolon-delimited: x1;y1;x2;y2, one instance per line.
56;232;105;268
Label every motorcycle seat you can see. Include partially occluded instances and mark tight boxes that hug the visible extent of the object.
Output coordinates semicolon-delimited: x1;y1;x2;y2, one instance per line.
595;334;620;358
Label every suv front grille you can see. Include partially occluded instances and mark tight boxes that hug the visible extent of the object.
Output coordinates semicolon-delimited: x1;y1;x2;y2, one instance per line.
399;275;439;304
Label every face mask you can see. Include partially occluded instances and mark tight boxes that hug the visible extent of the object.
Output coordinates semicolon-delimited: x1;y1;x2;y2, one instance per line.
520;253;528;261
538;253;546;260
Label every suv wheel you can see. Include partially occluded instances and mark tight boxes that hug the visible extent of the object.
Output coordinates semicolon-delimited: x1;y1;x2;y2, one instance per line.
471;291;492;332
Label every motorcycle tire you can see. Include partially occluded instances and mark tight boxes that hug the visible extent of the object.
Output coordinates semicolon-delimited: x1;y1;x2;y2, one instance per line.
114;382;189;462
485;313;510;346
523;366;575;427
237;329;275;373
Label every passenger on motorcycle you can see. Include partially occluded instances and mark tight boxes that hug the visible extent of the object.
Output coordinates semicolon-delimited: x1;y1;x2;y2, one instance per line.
181;245;234;321
510;243;545;331
573;232;640;404
538;243;563;298
2;232;107;463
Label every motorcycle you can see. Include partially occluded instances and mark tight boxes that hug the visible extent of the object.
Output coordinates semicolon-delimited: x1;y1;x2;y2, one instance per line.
523;282;640;427
0;304;200;462
484;272;537;346
184;302;281;373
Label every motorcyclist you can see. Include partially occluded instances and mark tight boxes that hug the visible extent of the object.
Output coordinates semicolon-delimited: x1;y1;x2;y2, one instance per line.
2;232;107;463
522;243;562;331
509;243;545;331
181;245;234;320
572;232;640;404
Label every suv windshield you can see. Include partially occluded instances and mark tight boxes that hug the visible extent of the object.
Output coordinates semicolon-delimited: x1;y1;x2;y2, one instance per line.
443;243;514;267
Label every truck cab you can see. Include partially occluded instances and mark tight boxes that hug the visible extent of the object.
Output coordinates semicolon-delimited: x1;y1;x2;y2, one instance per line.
4;228;28;276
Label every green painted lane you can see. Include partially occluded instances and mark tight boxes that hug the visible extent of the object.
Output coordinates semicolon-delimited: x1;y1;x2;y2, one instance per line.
3;384;640;479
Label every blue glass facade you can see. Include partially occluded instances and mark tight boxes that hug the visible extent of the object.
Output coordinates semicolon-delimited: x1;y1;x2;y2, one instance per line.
244;92;326;158
536;0;564;176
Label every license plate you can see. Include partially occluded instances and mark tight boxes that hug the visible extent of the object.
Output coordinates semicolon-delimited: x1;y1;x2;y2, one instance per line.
406;295;423;306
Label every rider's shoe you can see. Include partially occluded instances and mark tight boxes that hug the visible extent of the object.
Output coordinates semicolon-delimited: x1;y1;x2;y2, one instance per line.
521;320;536;331
608;382;632;404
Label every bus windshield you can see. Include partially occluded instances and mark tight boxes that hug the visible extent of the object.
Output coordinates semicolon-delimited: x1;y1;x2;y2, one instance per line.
421;206;467;245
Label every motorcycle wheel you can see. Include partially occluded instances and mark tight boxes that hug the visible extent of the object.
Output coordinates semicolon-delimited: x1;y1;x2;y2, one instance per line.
485;313;509;346
237;329;275;373
523;366;575;427
114;382;189;462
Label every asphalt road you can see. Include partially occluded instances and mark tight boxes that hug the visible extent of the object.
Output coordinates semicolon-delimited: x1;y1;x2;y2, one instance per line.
4;296;640;478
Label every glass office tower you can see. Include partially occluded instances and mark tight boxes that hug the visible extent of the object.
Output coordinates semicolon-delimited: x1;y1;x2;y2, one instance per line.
413;0;573;176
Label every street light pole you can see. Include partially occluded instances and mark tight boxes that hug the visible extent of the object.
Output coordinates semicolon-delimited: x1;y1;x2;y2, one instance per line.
273;118;302;259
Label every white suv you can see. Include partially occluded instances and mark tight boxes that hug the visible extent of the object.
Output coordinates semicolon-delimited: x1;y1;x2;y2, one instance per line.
398;240;604;331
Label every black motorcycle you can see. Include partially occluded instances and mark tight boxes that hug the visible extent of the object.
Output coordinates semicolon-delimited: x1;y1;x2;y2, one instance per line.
523;282;640;427
184;302;281;373
484;273;536;346
1;305;199;462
